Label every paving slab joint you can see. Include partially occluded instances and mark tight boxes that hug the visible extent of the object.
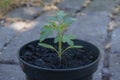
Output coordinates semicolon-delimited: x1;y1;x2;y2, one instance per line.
102;3;120;80
0;20;33;53
74;0;95;17
0;60;19;65
0;35;16;52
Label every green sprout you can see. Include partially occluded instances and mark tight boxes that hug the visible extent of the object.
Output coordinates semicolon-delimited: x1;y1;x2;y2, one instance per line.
39;11;82;60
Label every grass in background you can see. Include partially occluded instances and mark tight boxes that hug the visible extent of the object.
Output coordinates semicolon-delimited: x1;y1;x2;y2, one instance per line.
0;0;42;18
0;0;14;17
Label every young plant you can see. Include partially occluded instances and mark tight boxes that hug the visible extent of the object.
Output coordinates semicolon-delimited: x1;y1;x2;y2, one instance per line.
39;11;82;60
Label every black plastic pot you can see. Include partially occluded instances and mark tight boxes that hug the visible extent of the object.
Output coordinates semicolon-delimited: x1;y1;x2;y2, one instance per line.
18;38;101;80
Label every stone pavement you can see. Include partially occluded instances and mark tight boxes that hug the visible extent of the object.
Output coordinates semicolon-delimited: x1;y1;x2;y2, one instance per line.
0;0;120;80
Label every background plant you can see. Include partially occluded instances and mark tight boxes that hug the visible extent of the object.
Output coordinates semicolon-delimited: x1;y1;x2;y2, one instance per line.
0;0;21;17
39;11;82;60
0;0;42;17
0;0;13;17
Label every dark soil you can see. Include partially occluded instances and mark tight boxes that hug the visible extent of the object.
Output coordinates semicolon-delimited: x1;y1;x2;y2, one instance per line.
20;39;96;69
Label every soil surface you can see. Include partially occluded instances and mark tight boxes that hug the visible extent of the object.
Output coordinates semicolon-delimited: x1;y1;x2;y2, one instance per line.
20;39;97;69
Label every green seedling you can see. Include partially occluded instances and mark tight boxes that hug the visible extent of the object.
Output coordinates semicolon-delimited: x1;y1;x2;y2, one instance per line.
39;11;82;60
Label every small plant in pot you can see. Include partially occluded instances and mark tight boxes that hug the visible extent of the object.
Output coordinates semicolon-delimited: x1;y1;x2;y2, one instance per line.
18;11;101;80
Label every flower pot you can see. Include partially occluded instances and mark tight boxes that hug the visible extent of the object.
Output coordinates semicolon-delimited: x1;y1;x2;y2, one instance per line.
18;38;101;80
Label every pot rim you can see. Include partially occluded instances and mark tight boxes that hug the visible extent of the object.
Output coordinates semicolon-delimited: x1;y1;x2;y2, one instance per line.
18;39;101;71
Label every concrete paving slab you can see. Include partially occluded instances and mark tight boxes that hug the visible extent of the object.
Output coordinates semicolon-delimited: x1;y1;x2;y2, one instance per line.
0;64;25;80
57;0;85;10
111;27;120;53
0;25;43;63
57;0;85;15
0;27;16;50
6;7;43;20
84;0;120;14
0;21;30;51
93;53;120;80
67;13;109;51
0;13;48;63
110;54;120;80
117;14;120;21
35;10;56;22
112;14;120;53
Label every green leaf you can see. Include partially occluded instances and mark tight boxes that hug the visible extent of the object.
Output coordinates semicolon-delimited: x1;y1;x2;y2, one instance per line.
39;32;49;42
62;34;76;45
60;23;69;30
50;21;57;28
41;25;52;32
48;11;66;22
39;25;53;42
54;36;60;43
67;46;83;49
39;43;58;53
62;45;83;53
64;17;76;24
67;40;74;46
68;34;76;39
39;43;54;49
63;34;76;41
48;16;58;21
57;11;66;18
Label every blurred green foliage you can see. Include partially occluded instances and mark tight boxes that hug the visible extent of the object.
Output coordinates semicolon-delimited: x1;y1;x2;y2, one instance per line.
0;0;42;17
0;0;15;17
0;0;12;10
